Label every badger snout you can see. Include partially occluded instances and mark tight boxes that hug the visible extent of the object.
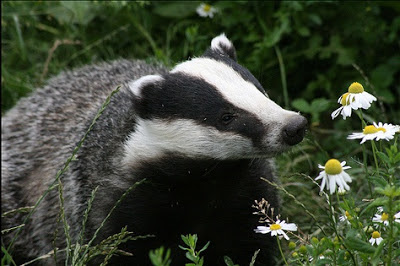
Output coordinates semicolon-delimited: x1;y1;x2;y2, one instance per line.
282;115;308;146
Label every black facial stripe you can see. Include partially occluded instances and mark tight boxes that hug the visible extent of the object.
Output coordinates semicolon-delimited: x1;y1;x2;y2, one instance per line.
135;73;266;147
202;49;266;95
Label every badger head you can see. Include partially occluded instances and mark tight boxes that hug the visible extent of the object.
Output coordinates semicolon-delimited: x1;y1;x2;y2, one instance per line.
124;34;307;164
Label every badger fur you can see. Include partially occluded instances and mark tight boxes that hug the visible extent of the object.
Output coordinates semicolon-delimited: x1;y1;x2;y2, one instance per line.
1;34;307;265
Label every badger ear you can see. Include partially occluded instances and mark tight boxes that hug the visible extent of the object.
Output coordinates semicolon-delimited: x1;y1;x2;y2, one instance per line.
129;75;164;98
210;33;237;61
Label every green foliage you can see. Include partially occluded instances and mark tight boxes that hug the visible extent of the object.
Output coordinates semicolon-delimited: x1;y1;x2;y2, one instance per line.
291;98;331;124
2;1;400;265
179;234;210;266
223;255;239;266
149;246;172;266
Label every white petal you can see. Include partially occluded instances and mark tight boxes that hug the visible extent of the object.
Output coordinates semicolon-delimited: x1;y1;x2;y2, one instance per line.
331;107;343;120
281;231;290;240
255;226;270;234
281;223;298;231
329;175;336;194
315;171;325;181
335;176;345;190
347;132;364;140
320;176;327;192
372;216;380;223
341;172;352;183
342;179;350;191
337;95;343;104
342;106;352;118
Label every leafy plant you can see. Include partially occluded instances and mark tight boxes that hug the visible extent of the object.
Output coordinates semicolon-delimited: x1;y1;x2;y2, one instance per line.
149;246;172;266
179;234;210;266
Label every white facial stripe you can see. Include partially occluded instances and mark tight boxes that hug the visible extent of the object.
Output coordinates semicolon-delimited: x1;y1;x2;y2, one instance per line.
129;75;164;97
171;58;296;125
122;118;253;167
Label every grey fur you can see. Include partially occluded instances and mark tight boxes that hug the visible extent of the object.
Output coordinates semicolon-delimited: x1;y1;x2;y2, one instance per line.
2;51;302;264
1;59;167;263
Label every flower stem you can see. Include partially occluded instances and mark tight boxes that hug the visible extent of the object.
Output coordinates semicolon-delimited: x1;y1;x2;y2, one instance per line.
362;143;373;197
276;237;289;266
328;194;357;265
370;141;380;176
356;110;367;127
387;194;394;265
357;110;373;197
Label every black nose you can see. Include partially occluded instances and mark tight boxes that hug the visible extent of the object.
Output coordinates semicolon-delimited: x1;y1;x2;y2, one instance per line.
282;116;308;146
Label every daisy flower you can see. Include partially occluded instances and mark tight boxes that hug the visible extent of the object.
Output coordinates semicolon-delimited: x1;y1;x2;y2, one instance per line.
315;159;352;195
395;212;400;223
347;122;399;144
331;82;377;120
254;219;297;240
372;212;389;226
331;93;355;120
196;3;217;18
369;231;383;246
339;210;352;223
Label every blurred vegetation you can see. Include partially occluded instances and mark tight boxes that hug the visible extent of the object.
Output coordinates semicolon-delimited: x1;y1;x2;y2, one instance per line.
2;1;400;263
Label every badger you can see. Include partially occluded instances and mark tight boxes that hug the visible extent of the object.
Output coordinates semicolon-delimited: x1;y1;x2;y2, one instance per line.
1;34;307;265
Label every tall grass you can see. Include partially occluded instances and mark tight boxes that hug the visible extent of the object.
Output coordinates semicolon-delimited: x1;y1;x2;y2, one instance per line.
2;1;399;265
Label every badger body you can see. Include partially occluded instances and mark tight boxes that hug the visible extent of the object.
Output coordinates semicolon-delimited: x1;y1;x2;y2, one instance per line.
2;35;307;265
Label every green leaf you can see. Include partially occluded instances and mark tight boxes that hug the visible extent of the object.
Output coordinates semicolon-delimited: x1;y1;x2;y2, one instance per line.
336;249;346;265
223;256;235;266
198;241;210;254
310;98;330;112
371;64;395;90
344;236;376;254
153;2;199;18
394;152;400;164
178;245;190;251
316;258;333;266
190;234;197;248
297;26;310;37
263;14;290;47
309;14;322;25
185;252;197;262
181;235;191;247
198;257;204;266
376;185;400;197
376;151;391;166
292;98;311;113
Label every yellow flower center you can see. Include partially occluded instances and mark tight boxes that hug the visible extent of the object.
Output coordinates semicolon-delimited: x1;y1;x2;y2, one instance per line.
203;4;211;12
340;93;355;106
348;82;364;93
270;223;282;231
324;159;342;175
363;125;386;134
381;212;389;221
372;231;380;239
345;211;351;218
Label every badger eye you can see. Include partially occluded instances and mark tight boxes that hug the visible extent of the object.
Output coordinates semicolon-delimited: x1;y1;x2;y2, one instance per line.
221;113;236;124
